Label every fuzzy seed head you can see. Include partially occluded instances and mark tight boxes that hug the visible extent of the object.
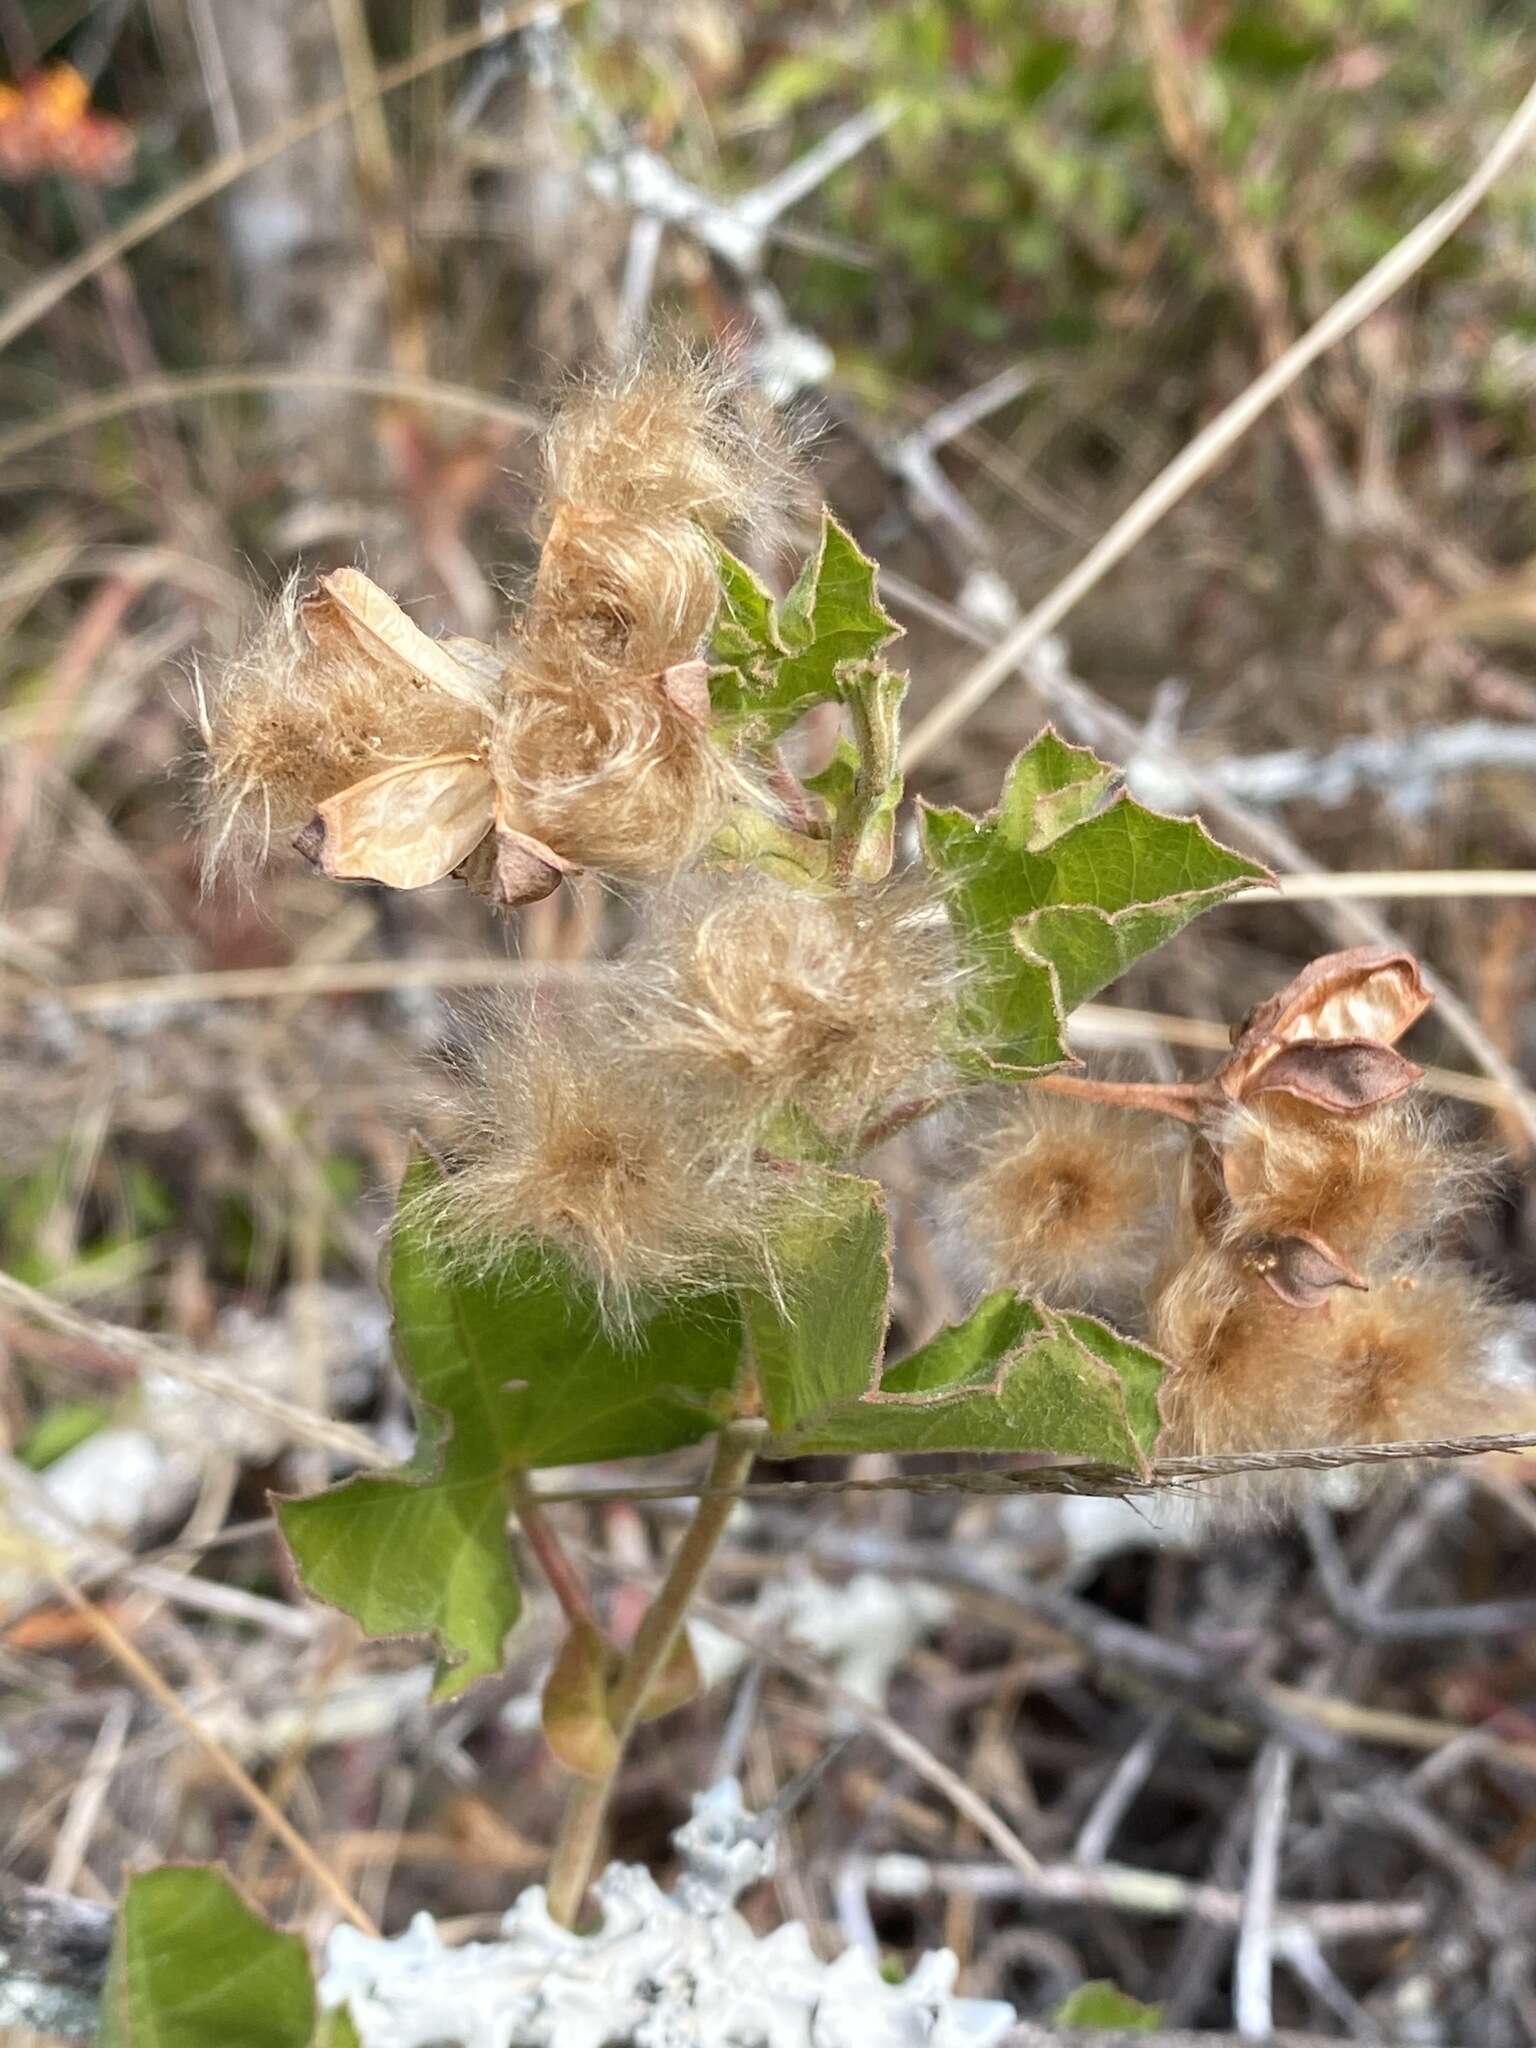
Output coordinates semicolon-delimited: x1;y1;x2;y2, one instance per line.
1150;1248;1507;1465
631;874;958;1133
956;1095;1179;1306
198;581;487;884
1213;1094;1477;1264
542;341;805;541
419;995;791;1328
491;663;745;879
1149;1245;1289;1461
1312;1267;1507;1446
525;505;722;682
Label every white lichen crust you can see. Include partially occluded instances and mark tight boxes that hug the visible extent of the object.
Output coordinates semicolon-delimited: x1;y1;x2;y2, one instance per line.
321;1781;1015;2048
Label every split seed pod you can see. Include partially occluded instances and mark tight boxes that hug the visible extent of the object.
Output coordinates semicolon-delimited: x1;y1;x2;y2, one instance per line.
198;570;502;890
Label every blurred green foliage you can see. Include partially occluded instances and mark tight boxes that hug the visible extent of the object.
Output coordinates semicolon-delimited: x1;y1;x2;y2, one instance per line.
728;0;1533;370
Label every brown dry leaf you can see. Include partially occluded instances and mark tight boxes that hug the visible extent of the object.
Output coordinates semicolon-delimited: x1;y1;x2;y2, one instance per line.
1248;1228;1368;1310
1220;947;1432;1101
1242;1038;1425;1114
305;568;501;716
541;1619;619;1778
295;753;495;889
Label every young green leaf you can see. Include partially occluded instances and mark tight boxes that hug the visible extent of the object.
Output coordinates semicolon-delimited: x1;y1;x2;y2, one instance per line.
831;659;907;882
923;728;1270;1076
709;514;900;740
743;1170;892;1434
766;1290;1164;1472
279;1154;742;1698
1053;1979;1163;2030
99;1867;315;2048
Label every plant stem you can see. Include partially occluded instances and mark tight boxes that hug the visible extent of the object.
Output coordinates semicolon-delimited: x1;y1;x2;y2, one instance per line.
543;1414;767;1928
510;1471;596;1627
1032;1072;1205;1123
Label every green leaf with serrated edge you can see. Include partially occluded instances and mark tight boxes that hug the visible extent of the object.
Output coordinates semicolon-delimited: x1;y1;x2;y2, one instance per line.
712;545;782;666
996;725;1117;849
766;1292;1163;1471
744;1170;891;1434
1054;1980;1163;2030
100;1867;315;2048
923;731;1269;1078
280;1154;742;1698
710;514;900;740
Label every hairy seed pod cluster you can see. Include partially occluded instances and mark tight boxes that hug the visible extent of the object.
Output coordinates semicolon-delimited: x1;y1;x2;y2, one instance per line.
1135;951;1507;1489
950;947;1509;1502
419;993;799;1330
195;343;802;897
493;345;803;878
1150;1241;1504;1468
628;872;960;1134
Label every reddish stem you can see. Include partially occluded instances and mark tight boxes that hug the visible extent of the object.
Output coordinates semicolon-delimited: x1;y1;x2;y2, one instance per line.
511;1474;597;1627
1033;1072;1205;1123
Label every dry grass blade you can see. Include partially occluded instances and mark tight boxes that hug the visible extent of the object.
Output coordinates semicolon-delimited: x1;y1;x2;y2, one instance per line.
0;1;576;358
900;69;1536;768
0;1269;387;1469
33;1558;376;1935
0;368;538;473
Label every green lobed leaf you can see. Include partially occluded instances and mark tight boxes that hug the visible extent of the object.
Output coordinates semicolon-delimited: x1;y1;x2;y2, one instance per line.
99;1867;315;2048
279;1155;742;1699
709;513;900;740
923;727;1269;1077
1053;1979;1164;2030
766;1289;1164;1471
744;1170;892;1434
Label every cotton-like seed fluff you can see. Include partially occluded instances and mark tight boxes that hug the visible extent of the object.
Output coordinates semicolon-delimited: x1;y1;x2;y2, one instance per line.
955;1094;1179;1306
629;873;960;1133
1213;1093;1478;1267
490;666;748;879
417;996;791;1328
1150;1247;1507;1462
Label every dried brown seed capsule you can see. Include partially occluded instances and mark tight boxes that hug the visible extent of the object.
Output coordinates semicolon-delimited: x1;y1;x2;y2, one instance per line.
197;574;497;886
